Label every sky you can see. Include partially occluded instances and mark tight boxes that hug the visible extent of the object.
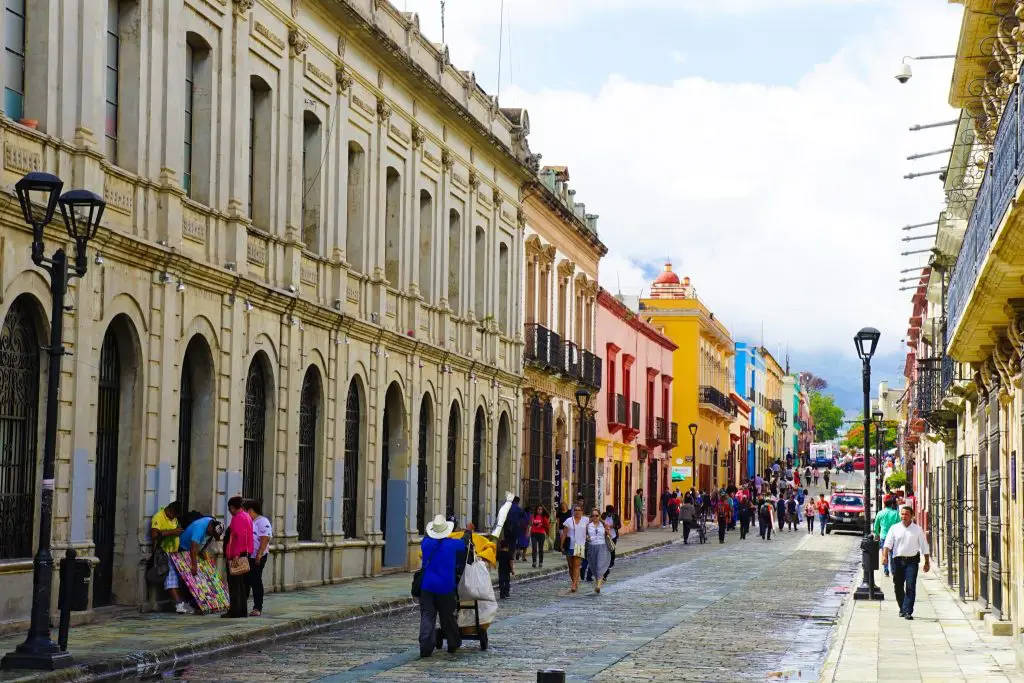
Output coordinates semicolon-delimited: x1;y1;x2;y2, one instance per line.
400;0;963;411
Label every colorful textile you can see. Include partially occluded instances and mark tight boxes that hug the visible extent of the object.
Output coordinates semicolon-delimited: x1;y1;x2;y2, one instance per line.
168;552;229;613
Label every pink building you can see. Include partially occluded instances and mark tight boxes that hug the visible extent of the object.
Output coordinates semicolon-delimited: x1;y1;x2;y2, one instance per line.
595;289;676;534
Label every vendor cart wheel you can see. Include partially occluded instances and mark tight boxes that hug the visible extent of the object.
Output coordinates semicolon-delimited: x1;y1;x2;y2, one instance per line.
479;630;488;650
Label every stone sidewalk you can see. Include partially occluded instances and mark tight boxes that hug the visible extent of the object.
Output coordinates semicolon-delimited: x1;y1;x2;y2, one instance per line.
0;528;680;682
822;563;1023;682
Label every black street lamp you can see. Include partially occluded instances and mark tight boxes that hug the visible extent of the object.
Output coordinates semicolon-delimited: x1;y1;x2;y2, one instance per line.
2;173;105;671
575;388;592;509
688;422;697;488
853;326;883;601
775;412;786;465
873;410;884;511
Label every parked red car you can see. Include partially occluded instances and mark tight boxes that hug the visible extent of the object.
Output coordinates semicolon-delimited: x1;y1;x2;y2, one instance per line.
852;456;878;470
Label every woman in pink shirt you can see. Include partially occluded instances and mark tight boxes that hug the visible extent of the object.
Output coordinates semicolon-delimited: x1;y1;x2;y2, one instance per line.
223;496;254;617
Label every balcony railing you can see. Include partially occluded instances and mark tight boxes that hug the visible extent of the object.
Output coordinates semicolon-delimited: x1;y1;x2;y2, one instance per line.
699;385;732;415
917;357;941;417
631;401;641;430
614;393;626;426
565;340;581;380
767;398;784;415
670;421;678;447
947;83;1020;346
581;350;602;390
654;416;666;443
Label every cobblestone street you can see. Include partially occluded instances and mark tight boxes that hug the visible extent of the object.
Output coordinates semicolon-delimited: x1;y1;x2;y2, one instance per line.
164;521;859;682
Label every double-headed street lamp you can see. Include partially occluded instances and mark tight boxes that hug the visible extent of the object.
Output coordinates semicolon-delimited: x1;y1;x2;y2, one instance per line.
1;173;105;671
873;410;885;511
853;327;883;601
775;412;786;465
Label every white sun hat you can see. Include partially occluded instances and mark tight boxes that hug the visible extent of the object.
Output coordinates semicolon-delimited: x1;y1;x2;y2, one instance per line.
426;514;455;539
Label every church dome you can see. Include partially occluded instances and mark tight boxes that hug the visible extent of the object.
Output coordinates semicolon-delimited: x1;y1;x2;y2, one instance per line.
653;262;680;285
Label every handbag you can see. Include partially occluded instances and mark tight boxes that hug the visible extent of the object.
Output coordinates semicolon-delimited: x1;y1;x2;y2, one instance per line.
146;549;170;584
411;544;441;597
606;534;616;553
228;555;250;576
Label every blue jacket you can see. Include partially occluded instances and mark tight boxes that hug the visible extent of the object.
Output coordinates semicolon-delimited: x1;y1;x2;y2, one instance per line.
419;536;463;594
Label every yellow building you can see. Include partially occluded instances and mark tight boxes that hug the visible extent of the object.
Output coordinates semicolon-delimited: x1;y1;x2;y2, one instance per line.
761;349;786;465
640;265;735;493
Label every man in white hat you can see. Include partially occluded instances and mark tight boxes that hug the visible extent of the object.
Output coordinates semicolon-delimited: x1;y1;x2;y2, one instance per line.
418;513;464;657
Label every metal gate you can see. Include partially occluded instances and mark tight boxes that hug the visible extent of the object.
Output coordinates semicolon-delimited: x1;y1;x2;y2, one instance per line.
989;388;1002;618
342;382;360;539
542;402;553;511
945;462;955;589
978;391;989;607
380;418;390;538
446;405;458;518
647;460;658;522
176;364;193;513
243;362;267;500
297;370;318;541
93;330;120;607
956;453;976;601
416;401;428;535
471;411;483;529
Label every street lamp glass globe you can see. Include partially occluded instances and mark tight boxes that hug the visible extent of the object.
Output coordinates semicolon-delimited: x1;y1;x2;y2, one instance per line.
854;327;881;360
688;422;698;437
15;172;63;238
58;189;106;244
575;388;591;410
872;410;883;424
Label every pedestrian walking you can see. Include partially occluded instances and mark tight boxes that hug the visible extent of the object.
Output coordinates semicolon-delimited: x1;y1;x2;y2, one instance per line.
660;489;671;528
786;495;798;531
585;509;614;593
757;498;774;540
557;501;572;526
417;514;464;657
497;527;515;599
873;496;901;577
560;505;587;593
530;505;550;568
775;496;786;531
507;496;524;560
816;493;830;536
602;505;620;580
881;505;931;619
244;499;272;616
813;467;820;486
716;494;731;544
738;498;753;539
223;496;254;618
804;498;816;533
679;497;696;543
823;470;830;489
668;492;681;532
633;488;645;532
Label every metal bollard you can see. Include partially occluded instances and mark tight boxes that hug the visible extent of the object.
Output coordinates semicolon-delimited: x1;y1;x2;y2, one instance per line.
537;670;566;683
57;549;76;651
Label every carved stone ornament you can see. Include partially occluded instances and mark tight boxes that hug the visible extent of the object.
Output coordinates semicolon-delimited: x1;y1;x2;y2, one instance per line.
411;125;426;148
557;259;576;280
376;99;393;122
492;187;502;207
526;152;542;173
468;171;479;189
291;0;301;18
232;0;254;14
441;148;454;171
288;28;309;57
336;67;353;93
516;207;526;229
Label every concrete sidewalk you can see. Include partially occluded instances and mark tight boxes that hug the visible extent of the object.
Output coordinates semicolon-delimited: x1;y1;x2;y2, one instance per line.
822;564;1023;682
0;528;680;682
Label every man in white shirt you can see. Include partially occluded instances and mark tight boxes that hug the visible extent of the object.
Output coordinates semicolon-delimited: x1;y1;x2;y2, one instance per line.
881;505;930;619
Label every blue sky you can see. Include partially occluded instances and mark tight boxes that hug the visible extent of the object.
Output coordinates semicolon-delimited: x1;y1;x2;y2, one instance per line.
403;0;962;411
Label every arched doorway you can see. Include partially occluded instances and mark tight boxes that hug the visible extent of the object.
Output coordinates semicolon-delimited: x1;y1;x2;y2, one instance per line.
416;394;433;535
446;402;460;519
92;314;144;608
471;408;485;529
342;378;362;538
178;335;215;514
381;382;408;566
243;354;273;503
297;366;322;541
0;296;43;561
496;412;511;504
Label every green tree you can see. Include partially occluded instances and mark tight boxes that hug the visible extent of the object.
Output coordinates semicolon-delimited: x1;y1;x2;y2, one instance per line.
842;419;897;451
809;391;844;441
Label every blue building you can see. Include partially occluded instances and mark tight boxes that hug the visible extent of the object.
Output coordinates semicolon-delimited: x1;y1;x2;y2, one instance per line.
734;342;767;477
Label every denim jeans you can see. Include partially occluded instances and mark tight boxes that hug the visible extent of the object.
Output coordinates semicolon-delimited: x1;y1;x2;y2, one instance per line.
892;555;920;615
818;514;828;535
419;590;459;655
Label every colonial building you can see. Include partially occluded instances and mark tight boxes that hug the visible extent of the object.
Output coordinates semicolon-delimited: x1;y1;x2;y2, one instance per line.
761;348;786;466
640;265;735;493
0;0;535;626
520;165;604;515
735;341;769;476
595;289;676;532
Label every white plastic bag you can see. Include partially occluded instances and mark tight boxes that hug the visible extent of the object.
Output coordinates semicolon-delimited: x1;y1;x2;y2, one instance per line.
458;598;497;628
458;556;495;602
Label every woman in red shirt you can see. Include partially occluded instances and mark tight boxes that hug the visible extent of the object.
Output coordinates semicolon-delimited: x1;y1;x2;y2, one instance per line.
530;506;550;568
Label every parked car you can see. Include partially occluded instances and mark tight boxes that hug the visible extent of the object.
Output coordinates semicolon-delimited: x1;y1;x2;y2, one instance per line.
826;491;865;533
852;456;878;471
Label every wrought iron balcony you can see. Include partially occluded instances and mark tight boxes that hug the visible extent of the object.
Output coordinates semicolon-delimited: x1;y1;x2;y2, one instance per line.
611;393;626;427
767;398;784;415
670;421;679;447
581;350;602;390
524;323;572;376
564;340;582;380
699;385;732;415
631;401;641;430
652;416;667;446
549;330;565;374
917;357;941;417
946;84;1020;348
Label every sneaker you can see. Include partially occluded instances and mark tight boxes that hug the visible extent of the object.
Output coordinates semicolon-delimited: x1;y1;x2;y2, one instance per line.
175;602;191;614
904;615;914;620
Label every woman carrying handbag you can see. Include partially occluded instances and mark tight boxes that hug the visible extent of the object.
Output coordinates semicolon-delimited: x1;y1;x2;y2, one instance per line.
585;508;614;593
559;505;587;593
223;496;254;618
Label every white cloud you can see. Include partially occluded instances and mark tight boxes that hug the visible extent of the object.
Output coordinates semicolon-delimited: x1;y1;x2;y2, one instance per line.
404;0;962;355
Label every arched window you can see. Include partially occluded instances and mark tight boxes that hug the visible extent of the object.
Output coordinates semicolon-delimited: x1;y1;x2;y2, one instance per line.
249;76;272;228
522;395;541;506
418;190;433;301
474;226;486;318
416;395;432;534
0;297;39;559
297;367;321;541
447;209;461;311
243;360;267;500
343;379;361;538
93;328;121;606
472;408;484;529
346;142;366;272
302;111;323;253
446;403;459;518
184;33;212;204
384;167;401;286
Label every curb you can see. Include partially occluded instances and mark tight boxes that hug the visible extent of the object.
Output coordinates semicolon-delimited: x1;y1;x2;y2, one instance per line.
8;536;680;682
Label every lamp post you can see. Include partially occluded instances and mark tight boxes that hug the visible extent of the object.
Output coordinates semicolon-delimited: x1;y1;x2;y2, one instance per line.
775;412;786;466
873;411;884;511
2;173;105;671
853;327;883;601
575;388;592;509
688;422;697;490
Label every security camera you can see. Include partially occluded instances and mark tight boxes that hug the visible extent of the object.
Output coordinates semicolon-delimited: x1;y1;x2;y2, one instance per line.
895;62;912;84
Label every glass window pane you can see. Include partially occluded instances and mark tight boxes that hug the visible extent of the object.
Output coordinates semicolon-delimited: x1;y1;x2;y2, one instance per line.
184;112;192;143
105;136;116;161
107;0;119;33
5;52;22;93
5;13;24;56
5;0;25;15
106;68;118;103
183;172;191;196
4;88;22;120
106;33;118;69
105;101;117;137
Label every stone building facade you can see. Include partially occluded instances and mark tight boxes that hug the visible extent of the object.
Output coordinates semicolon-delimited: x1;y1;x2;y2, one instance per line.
0;0;534;626
520;166;604;517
